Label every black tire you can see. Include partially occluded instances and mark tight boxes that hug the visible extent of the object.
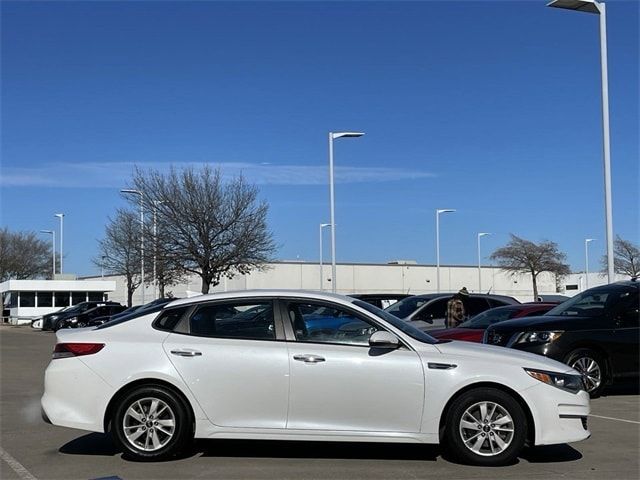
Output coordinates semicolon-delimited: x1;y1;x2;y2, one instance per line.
565;349;607;397
111;385;192;461
444;387;527;466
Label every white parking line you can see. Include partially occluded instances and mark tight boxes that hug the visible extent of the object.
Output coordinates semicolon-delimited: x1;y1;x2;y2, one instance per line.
589;414;640;425
0;446;38;480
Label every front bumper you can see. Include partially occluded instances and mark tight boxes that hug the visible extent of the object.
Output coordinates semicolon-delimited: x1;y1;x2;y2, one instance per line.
522;382;591;446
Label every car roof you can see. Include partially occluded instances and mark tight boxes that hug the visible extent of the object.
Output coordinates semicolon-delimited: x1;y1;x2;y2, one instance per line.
166;290;357;309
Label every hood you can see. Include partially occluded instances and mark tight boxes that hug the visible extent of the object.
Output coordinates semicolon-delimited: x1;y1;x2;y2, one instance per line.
489;314;597;332
434;339;575;373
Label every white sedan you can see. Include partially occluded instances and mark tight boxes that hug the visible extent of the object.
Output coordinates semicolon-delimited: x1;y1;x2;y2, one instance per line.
41;290;590;465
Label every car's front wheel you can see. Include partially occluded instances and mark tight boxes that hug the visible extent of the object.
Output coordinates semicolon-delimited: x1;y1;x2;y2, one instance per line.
566;349;606;397
444;387;527;466
111;385;192;461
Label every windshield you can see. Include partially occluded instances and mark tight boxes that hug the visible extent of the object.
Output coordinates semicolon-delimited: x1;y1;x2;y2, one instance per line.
545;286;635;317
459;306;520;329
353;300;439;344
384;296;432;319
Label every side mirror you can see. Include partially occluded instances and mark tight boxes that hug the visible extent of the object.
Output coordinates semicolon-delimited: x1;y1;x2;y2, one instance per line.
369;331;401;349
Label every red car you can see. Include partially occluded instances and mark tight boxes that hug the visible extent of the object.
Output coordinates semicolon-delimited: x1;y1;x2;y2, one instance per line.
429;303;559;343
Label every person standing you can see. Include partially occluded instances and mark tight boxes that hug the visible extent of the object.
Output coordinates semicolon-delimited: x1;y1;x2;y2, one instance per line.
446;287;469;328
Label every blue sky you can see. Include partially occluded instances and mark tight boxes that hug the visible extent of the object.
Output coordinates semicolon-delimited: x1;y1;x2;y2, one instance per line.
1;0;638;276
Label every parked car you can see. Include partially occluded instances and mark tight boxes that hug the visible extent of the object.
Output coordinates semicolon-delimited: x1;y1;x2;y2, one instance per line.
348;293;412;310
385;293;520;330
55;303;126;330
429;303;558;343
90;297;178;328
42;301;120;331
483;281;639;395
42;290;590;465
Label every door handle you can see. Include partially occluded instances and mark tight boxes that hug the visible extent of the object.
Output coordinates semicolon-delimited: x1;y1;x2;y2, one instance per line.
293;354;325;364
170;349;202;357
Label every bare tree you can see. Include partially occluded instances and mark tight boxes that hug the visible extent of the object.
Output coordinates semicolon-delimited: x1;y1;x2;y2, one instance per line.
0;228;53;281
601;236;640;278
144;216;187;298
128;165;276;294
94;210;142;307
490;234;571;300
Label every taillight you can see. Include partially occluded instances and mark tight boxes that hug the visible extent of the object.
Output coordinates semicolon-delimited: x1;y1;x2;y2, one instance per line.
52;343;104;359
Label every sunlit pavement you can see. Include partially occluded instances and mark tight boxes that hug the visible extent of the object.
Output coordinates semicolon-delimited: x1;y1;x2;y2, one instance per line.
1;325;638;480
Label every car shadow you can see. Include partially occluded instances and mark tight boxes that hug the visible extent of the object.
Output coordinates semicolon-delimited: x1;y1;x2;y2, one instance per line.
520;444;582;463
59;434;582;465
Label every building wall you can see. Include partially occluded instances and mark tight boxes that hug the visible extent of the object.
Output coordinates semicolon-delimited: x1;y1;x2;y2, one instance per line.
85;263;629;306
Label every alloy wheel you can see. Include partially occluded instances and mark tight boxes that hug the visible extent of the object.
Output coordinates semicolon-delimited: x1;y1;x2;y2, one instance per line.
459;401;515;457
122;397;176;452
570;356;602;392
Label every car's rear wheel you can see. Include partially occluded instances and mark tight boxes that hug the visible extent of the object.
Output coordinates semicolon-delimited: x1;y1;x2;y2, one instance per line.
112;385;192;461
566;349;606;397
444;387;527;466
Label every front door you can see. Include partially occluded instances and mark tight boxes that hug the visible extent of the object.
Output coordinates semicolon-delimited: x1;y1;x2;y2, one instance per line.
283;300;425;433
163;299;289;429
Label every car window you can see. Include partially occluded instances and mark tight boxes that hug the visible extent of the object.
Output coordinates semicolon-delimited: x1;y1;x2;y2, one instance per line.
546;287;635;318
385;296;430;319
465;297;491;316
415;298;448;320
189;302;275;340
154;306;191;332
614;292;639;328
287;302;379;346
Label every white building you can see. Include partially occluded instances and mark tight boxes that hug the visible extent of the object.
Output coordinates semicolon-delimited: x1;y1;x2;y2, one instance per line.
83;261;626;306
1;279;116;325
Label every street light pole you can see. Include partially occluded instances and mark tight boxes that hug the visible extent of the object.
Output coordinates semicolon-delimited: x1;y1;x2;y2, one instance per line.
585;238;595;289
153;200;164;300
328;131;364;293
54;213;64;275
40;230;55;278
477;232;491;292
436;209;456;293
547;0;614;283
121;189;145;304
319;223;331;290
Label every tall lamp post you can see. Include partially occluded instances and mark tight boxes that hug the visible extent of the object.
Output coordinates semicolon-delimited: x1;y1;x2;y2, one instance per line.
54;213;64;275
585;238;596;289
121;189;145;304
328;131;364;293
477;232;492;292
436;209;456;293
548;0;614;283
40;230;56;278
153;200;164;300
319;223;331;291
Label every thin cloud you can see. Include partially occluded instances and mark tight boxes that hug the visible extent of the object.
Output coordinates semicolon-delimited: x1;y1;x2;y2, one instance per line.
0;161;436;188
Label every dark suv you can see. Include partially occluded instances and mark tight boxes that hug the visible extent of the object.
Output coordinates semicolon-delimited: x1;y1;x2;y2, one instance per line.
56;303;126;330
483;281;639;395
384;293;520;330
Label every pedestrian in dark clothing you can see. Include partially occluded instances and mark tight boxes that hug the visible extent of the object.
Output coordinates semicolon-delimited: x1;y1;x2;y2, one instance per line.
446;287;469;328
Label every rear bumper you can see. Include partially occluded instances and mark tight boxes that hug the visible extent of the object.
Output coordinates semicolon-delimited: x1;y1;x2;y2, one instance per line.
41;357;113;433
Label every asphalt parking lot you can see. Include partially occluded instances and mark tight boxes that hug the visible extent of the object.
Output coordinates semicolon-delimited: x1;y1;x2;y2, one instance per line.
1;325;638;480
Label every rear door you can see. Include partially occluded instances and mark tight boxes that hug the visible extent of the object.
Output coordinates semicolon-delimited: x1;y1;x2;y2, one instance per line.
163;299;290;429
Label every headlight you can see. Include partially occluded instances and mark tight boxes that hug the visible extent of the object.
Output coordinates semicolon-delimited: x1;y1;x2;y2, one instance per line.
525;368;584;393
514;331;563;344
